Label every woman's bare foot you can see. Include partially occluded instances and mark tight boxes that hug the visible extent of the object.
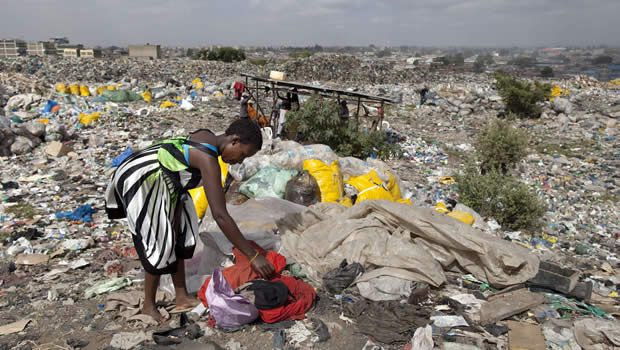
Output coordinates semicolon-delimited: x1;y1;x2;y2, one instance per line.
174;295;200;311
141;304;166;324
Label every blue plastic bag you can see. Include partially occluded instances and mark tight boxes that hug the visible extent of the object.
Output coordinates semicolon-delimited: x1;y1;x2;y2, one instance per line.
112;147;133;167
43;100;58;114
55;204;96;222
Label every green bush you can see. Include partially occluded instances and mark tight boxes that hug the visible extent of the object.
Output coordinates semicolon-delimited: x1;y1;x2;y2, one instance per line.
455;166;546;231
195;47;246;62
509;56;537;67
443;54;465;66
248;58;267;66
289;50;314;59
284;94;402;160
375;49;392;58
540;66;554;78
493;72;551;118
476;119;528;173
592;55;613;65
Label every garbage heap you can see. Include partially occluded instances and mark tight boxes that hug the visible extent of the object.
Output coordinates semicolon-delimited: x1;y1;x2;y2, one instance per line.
0;61;617;350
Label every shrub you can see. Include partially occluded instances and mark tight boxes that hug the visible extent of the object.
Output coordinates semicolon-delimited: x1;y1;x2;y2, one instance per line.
493;72;551;118
473;61;485;73
476;119;528;173
284;94;402;160
592;55;613;65
540;66;554;78
195;47;246;62
289;50;313;59
443;54;465;66
509;56;536;67
375;49;392;58
455;166;546;231
248;58;267;66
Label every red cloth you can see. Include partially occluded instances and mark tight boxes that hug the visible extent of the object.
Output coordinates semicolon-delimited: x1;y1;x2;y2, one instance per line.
198;241;315;324
258;275;316;323
198;242;286;307
233;82;245;100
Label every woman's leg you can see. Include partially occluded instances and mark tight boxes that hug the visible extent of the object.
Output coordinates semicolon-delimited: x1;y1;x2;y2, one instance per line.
142;271;164;322
171;260;199;309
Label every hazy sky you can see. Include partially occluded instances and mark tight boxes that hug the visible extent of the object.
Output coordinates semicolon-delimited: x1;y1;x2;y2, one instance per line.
2;0;619;47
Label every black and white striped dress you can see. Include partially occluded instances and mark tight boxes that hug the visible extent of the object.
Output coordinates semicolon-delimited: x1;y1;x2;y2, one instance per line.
105;130;219;275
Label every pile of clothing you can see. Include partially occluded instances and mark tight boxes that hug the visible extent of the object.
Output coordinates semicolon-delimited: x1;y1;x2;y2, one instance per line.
198;242;316;329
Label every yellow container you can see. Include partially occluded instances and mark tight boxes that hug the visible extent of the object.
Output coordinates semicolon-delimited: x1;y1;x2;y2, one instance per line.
69;84;80;95
80;85;91;97
269;71;286;81
55;83;67;94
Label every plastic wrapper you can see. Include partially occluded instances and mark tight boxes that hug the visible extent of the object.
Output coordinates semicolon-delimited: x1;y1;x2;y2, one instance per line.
271;144;337;171
239;166;297;199
323;260;364;294
303;159;343;203
200;198;310;256
206;267;259;328
285;170;320;207
228;155;271;182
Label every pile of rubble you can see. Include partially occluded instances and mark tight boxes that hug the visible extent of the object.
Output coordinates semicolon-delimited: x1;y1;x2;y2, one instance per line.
0;57;617;350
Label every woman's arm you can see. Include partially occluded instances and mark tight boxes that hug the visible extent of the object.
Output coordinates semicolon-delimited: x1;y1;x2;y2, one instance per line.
189;149;274;277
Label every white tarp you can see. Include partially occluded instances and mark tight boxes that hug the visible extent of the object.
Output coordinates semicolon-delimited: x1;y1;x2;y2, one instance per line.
279;200;539;290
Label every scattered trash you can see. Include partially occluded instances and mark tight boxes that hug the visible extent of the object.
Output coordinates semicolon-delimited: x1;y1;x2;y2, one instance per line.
431;315;469;328
84;277;132;298
410;325;433;350
109;331;148;350
55;204;96;222
0;319;31;336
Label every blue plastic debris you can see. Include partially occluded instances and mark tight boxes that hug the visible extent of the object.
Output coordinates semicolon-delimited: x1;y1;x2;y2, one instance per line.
42;100;58;114
55;204;96;222
111;147;133;167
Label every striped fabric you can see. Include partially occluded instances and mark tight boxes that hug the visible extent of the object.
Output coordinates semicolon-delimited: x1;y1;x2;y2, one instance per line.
105;131;218;275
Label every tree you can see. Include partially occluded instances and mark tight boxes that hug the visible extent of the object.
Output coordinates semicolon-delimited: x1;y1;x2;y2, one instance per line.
376;49;392;58
540;66;554;78
592;55;613;65
473;60;485;73
509;56;536;67
493;72;552;118
284;94;402;160
443;54;464;66
195;47;246;62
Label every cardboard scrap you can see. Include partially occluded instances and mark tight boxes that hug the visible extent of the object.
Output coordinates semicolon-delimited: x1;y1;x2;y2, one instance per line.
507;321;546;350
480;288;544;326
0;319;31;336
15;253;49;265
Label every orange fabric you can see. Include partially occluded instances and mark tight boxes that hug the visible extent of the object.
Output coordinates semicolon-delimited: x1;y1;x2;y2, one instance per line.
198;241;315;324
247;104;269;128
198;242;286;307
259;275;315;323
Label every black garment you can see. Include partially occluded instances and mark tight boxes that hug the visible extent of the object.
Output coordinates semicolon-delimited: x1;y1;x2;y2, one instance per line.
290;88;299;104
419;88;429;105
323;259;364;294
246;280;290;310
345;300;431;344
239;97;249;119
340;101;349;121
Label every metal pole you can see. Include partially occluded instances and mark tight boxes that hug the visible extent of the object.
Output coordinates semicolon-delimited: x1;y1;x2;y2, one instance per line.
355;97;361;131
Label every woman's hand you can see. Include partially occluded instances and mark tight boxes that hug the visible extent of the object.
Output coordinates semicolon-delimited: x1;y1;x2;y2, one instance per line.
250;254;275;278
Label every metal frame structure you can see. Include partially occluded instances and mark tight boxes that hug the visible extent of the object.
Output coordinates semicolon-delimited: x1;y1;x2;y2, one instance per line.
240;73;397;134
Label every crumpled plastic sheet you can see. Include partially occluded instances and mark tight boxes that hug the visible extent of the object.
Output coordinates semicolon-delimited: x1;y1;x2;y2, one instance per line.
200;198;309;256
280;200;539;289
55;204;96;222
84;277;131;299
573;318;620;349
109;331;147;350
